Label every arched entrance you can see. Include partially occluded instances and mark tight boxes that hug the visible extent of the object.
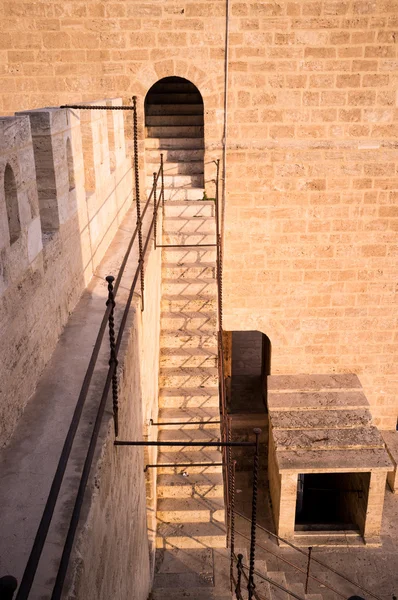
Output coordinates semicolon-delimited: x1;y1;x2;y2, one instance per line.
144;76;204;201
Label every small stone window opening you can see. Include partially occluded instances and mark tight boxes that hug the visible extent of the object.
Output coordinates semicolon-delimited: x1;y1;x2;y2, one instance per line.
66;138;75;192
4;163;21;245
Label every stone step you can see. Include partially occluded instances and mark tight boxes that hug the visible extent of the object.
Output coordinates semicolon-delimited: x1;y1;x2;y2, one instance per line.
146;148;204;162
267;390;369;412
156;418;220;432
146;115;204;127
160;347;217;368
162;263;216;279
161;187;206;201
163;217;215;234
156;521;226;549
306;595;323;600
270;409;372;430
163;231;216;246
158;407;220;423
163;201;214;218
157;496;225;523
159;385;219;408
159;365;218;388
160;312;217;332
147;173;204;188
276;447;391;473
162;248;217;263
156;449;223;473
146;103;204;116
160;328;217;348
253;560;272;598
273;426;385;451
287;583;306;598
292;530;364;547
268;374;362;392
145;137;204;150
151;588;231;600
161;296;216;315
267;571;290;600
161;278;216;297
147;160;204;176
157;472;224;498
147;92;203;105
146;125;204;138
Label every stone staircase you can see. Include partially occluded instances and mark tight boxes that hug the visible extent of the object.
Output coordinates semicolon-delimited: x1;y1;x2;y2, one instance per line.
150;180;230;599
145;75;205;202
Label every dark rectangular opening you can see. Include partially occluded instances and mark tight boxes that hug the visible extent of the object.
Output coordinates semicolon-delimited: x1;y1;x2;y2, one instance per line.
295;472;370;534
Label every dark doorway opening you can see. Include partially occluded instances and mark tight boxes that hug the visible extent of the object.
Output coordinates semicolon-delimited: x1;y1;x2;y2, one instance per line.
295;472;370;534
228;331;271;414
144;77;205;200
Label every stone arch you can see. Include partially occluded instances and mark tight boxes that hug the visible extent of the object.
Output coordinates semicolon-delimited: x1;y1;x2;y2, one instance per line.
4;163;21;245
66;137;75;192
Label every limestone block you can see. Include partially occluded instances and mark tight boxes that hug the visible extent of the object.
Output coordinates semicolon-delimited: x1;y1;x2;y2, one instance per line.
382;431;398;493
27;215;43;262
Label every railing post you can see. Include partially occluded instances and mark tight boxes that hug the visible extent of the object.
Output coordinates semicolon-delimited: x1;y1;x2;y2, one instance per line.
305;546;313;594
0;576;18;600
106;276;119;437
248;428;261;600
235;553;243;600
160;152;165;209
229;459;237;591
153;172;157;249
132;95;145;311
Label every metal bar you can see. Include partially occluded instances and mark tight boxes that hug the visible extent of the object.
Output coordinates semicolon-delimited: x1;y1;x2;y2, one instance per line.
248;428;261;600
50;172;164;600
61;105;134;110
235;529;346;600
235;554;244;600
132;95;145;312
13;176;157;599
115;440;256;447
106;276;119;438
0;576;18;600
156;243;217;248
229;459;236;591
305;547;312;594
144;462;224;472
149;419;221;426
153;172;157;249
160;153;165;209
234;511;383;600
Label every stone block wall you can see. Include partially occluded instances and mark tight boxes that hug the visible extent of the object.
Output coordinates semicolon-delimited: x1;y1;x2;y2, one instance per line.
0;0;397;430
0;99;133;447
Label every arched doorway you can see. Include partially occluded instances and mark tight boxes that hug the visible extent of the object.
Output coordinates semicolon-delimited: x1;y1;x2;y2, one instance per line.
144;76;204;201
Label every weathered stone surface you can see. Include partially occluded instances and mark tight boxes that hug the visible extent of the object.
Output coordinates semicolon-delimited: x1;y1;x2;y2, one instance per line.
273;426;385;451
382;431;398;493
276;448;392;473
270;409;372;430
268;390;369;411
268;374;362;392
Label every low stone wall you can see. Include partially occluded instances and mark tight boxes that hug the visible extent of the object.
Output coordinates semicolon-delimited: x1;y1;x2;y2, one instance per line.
0;99;133;447
66;209;162;600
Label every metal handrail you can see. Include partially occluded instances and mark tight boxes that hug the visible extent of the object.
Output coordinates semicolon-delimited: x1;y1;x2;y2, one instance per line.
235;510;384;600
13;99;163;600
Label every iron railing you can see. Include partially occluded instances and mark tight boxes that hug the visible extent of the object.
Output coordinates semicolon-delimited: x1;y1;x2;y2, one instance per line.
2;97;163;600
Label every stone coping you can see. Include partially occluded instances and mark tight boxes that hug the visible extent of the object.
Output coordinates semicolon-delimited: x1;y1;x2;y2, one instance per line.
276;448;392;473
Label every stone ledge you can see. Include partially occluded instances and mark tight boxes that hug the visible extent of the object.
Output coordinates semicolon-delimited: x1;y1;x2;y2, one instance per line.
270;408;372;430
273;426;385;451
276;447;392;473
268;373;362;392
268;390;369;411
